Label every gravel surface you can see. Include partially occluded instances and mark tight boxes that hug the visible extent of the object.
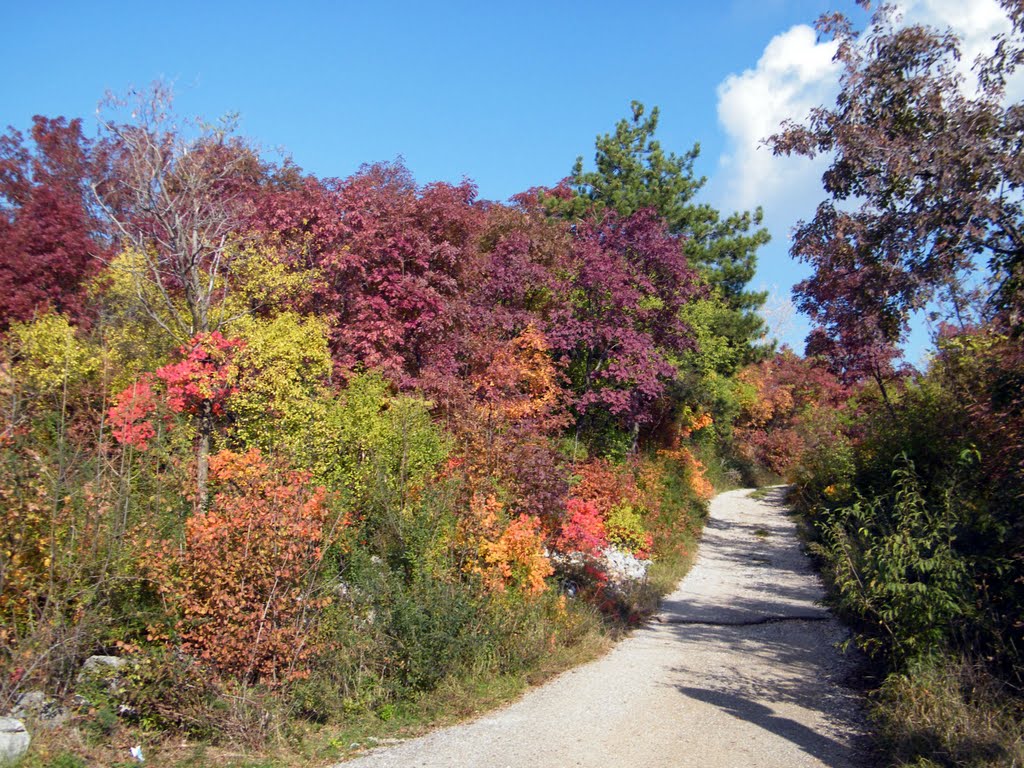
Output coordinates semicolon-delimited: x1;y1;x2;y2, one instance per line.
336;487;870;767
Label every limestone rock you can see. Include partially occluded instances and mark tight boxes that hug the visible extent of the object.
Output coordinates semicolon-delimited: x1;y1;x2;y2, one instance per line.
0;717;30;766
75;655;128;687
79;655;127;677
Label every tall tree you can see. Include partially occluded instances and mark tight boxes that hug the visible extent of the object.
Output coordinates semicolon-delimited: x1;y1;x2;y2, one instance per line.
253;161;483;383
92;84;270;506
769;1;1024;382
552;102;771;367
552;207;702;435
92;83;265;342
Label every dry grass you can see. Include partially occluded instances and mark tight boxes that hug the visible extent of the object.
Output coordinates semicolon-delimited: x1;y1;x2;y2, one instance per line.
874;656;1024;767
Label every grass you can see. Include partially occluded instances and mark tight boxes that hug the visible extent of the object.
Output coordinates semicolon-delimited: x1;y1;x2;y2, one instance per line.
18;627;612;768
296;630;613;766
872;656;1024;768
646;521;703;598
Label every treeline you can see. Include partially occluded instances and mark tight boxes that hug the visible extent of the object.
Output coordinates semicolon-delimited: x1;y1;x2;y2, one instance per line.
0;91;773;762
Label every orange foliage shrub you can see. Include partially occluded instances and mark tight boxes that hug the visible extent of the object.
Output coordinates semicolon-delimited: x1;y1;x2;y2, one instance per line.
474;326;567;427
659;446;715;502
677;409;713;439
634;459;688;560
443;327;571;520
571;459;642;515
733;350;847;477
635;461;665;518
658;416;715;503
147;449;345;684
683;450;715;501
459;494;552;595
108;375;161;449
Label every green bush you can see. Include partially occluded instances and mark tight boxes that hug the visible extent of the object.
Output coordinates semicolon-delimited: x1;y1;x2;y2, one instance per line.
813;458;972;662
791;407;856;509
120;649;224;739
605;504;650;554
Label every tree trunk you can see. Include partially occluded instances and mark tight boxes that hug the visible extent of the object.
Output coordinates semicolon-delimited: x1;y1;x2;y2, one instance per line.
872;367;897;420
196;401;213;511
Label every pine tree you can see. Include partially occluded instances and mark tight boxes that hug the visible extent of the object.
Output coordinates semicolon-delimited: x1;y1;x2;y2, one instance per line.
552;102;770;368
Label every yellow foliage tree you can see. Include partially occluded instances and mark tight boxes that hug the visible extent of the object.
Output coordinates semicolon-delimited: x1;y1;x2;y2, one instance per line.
9;313;98;398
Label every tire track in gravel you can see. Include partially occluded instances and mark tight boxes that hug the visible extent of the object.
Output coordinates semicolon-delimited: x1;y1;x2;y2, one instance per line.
335;487;870;767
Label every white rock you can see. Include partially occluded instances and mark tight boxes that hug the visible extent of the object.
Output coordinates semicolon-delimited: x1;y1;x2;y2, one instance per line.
80;655;127;674
0;717;30;766
76;655;128;690
601;546;650;584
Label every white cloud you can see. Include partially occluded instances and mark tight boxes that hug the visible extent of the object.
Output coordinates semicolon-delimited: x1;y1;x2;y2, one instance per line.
899;0;1019;94
900;0;1009;56
713;1;1020;223
712;24;839;218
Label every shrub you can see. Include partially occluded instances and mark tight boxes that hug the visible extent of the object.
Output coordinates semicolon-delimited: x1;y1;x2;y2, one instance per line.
146;449;346;684
314;372;449;498
120;649;223;739
604;504;651;558
226;312;333;455
659;445;714;502
571;459;641;516
790;407;856;510
8;313;98;399
459;494;553;595
555;498;607;556
107;375;161;450
813;458;972;662
155;332;244;417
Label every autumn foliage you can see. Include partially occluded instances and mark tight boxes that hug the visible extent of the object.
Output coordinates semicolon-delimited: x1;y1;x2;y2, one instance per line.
459;494;553;595
0;117;104;328
733;349;846;478
147;449;342;684
0;93;723;751
156;332;243;417
0;6;1006;762
108;376;161;450
108;332;244;451
556;498;607;556
561;459;654;557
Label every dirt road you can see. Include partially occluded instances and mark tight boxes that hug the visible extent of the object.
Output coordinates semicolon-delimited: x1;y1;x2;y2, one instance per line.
336;487;869;767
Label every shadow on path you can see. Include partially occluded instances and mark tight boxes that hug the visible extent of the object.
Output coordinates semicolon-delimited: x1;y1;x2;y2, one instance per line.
676;685;856;766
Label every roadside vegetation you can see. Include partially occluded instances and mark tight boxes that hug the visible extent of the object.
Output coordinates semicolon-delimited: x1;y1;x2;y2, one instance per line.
0;93;768;766
4;3;1023;766
761;3;1024;766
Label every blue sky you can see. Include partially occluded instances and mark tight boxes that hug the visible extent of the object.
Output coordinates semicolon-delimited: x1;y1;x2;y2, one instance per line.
2;0;1004;360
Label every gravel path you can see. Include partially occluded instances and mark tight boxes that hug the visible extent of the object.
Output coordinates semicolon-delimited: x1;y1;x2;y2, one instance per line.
336;487;869;767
